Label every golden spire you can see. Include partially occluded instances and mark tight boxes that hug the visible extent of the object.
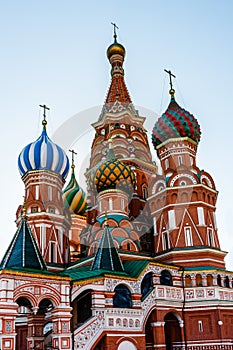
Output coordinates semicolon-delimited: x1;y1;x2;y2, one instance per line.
164;69;176;96
69;149;77;172
39;104;50;129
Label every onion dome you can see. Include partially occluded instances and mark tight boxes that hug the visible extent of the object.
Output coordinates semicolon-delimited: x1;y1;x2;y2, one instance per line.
107;39;125;60
62;160;87;215
152;89;201;148
94;140;135;193
18;116;69;179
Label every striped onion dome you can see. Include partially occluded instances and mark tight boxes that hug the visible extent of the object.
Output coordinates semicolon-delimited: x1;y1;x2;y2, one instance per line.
93;141;135;193
62;166;87;215
18;124;69;179
152;91;201;148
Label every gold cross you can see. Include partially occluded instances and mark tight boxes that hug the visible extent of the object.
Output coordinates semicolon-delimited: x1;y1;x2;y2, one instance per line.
39;104;50;125
69;149;77;168
164;69;176;91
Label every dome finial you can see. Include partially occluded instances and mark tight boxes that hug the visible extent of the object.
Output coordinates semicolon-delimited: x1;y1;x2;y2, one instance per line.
39;104;50;129
108;137;113;149
69;149;77;173
164;69;176;97
111;22;119;43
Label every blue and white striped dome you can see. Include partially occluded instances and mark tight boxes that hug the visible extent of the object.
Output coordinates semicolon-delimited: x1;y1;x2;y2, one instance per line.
18;127;70;179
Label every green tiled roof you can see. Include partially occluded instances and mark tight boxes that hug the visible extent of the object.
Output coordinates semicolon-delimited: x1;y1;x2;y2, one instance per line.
61;259;150;281
91;223;124;272
0;218;46;270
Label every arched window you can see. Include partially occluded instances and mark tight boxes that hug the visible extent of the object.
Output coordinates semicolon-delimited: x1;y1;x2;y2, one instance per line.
141;272;153;300
160;270;173;286
196;274;202;287
217;274;222;287
185;275;192;287
224;276;230;288
207;274;213;286
113;284;132;308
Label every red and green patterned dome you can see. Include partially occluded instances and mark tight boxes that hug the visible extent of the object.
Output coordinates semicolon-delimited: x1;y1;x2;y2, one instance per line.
152;92;201;148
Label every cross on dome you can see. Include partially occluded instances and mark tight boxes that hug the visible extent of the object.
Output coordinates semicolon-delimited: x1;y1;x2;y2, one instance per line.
164;69;176;95
39;104;50;128
69;149;77;171
111;22;119;42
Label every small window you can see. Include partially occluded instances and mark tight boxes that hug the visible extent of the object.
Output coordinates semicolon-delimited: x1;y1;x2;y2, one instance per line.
31;206;38;213
162;231;170;250
50;242;57;263
160;270;173;286
121;198;125;211
35;185;39;200
178;155;182;166
198;320;203;332
165;159;169;170
185;227;193;246
142;187;148;199
109;198;113;211
207;228;215;247
48;207;55;214
190;156;194;166
180;181;186;186
48;186;53;201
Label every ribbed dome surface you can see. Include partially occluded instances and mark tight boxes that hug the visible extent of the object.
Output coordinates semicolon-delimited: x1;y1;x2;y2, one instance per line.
152;95;201;147
18;127;69;179
63;171;87;215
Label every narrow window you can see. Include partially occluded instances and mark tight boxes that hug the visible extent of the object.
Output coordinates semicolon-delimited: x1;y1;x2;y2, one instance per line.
48;186;53;201
153;217;157;236
109;198;113;211
168;210;176;229
50;242;57;263
178;155;182;166
99;200;102;212
185;227;193;246
121;198;124;211
207;228;215;247
197;207;205;226
198;320;203;332
35;185;39;200
142;186;148;199
190;156;194;166
162;231;170;250
31;206;38;213
165;158;169;170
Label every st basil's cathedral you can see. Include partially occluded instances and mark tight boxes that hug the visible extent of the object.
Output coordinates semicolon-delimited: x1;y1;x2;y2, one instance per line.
0;29;233;350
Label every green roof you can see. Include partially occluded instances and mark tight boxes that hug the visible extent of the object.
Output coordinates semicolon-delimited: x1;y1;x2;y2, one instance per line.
0;219;46;270
91;223;124;272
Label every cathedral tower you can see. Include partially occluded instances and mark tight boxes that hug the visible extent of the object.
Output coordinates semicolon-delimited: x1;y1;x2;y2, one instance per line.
149;76;225;268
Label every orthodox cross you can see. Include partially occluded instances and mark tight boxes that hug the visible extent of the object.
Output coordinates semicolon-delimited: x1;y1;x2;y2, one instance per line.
39;104;50;125
164;69;176;90
111;22;119;40
69;149;77;169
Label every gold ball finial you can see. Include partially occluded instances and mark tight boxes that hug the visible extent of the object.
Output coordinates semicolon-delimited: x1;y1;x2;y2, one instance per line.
169;88;175;96
42;119;47;126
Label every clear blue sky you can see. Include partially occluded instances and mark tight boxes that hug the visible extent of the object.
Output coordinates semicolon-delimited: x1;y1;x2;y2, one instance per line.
1;0;233;269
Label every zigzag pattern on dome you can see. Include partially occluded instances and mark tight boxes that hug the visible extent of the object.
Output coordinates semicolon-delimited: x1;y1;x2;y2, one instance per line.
152;94;201;147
